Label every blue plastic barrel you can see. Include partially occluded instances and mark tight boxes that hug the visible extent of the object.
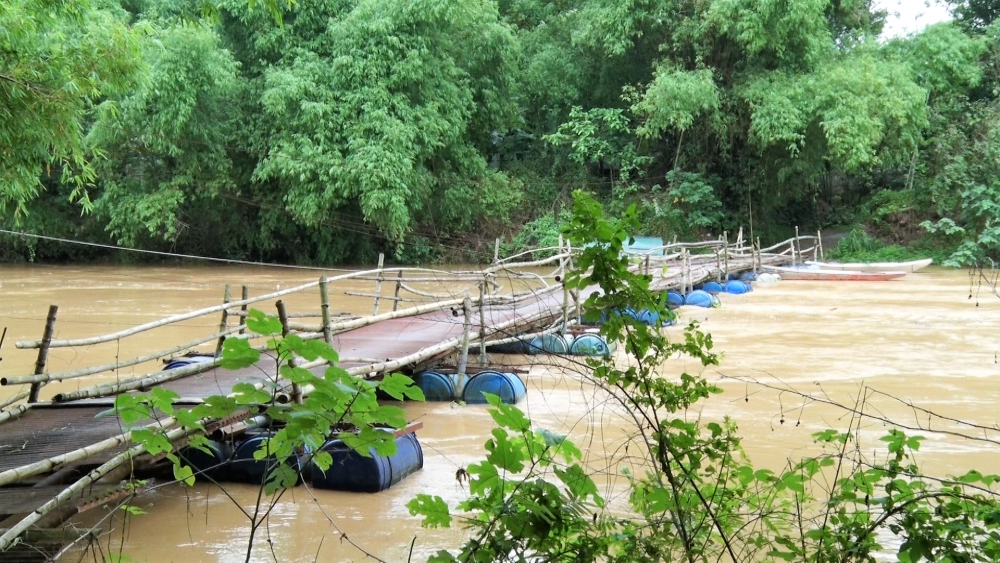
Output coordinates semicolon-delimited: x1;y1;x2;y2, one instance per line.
310;432;423;493
229;435;307;486
666;291;685;308
636;309;660;325
412;371;456;402
163;355;214;371
462;371;527;404
739;272;757;282
528;334;571;354
569;334;612;357
702;281;724;295
178;440;231;479
724;280;749;294
684;290;716;308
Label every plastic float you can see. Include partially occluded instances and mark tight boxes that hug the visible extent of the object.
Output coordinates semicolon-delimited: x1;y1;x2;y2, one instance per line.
310;432;423;493
228;434;309;485
528;334;571;354
684;290;721;308
702;281;724;294
568;333;613;357
724;280;750;294
666;291;685;308
178;440;232;479
412;370;455;401
462;370;527;404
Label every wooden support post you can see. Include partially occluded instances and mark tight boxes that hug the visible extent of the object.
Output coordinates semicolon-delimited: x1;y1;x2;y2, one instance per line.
715;245;722;283
214;285;231;358
644;254;650;276
319;276;333;346
736;227;743;249
456;294;472;393
794;226;801;262
275;300;302;404
755;237;762;274
478;281;488;367
238;286;249;335
372;253;385;316
391;270;403;312
493;238;501;264
680;250;688;294
28;305;58;403
557;234;565;278
723;230;729;280
817;230;824;261
790;240;797;266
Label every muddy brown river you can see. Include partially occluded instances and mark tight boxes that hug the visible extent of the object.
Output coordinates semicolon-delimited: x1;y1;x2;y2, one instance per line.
1;264;998;562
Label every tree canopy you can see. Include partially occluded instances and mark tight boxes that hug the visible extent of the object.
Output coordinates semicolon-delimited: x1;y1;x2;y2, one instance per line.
3;0;1000;265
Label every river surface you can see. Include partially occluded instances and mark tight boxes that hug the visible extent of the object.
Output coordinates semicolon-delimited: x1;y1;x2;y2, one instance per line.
1;264;998;562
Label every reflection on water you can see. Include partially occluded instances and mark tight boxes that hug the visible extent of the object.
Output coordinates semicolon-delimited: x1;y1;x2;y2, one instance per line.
2;265;999;561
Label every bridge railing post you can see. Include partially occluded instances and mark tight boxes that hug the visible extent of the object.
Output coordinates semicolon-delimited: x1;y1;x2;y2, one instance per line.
456;294;472;393
275;300;302;404
755;237;761;274
794;226;801;264
372;253;385;316
238;285;249;335
392;270;403;312
28;305;58;403
319;276;333;346
817;230;824;261
214;284;231;358
478;281;488;367
723;230;729;281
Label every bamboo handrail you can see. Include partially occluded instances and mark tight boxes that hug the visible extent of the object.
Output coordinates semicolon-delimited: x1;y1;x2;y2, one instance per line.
14;265;553;350
2;325;247;386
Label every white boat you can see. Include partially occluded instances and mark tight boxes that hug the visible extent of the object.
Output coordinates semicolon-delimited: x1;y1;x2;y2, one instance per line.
804;258;932;273
763;265;906;281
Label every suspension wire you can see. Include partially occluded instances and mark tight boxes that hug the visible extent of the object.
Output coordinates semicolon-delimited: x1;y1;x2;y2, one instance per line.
0;229;355;272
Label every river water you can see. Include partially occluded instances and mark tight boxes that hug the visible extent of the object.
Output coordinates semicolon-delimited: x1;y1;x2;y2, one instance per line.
1;265;998;562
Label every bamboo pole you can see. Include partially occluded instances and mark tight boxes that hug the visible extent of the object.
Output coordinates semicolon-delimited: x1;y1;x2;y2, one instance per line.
392;271;403;312
755;238;761;274
795;226;801;262
0;390;28;410
275;300;302;405
214;285;231;358
790;240;797;266
478;282;487;367
493;238;501;264
0;423;199;553
723;231;729;281
52;356;225;403
319;276;333;346
239;286;249;335
28;305;58;403
455;294;473;393
0;403;29;424
817;230;824;261
2;325;244;386
372;253;385;316
715;246;722;283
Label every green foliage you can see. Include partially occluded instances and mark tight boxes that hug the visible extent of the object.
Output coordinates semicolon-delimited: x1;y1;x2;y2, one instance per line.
411;192;1000;562
0;0;143;219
